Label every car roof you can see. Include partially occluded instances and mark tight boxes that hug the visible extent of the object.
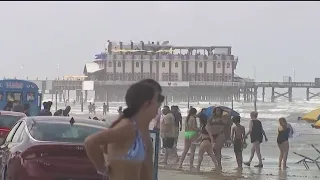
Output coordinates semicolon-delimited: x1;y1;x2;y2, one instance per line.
0;111;26;117
24;116;107;127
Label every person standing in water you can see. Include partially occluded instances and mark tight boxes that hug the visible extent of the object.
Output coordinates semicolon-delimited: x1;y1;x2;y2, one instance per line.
178;108;199;170
103;103;107;115
84;79;164;180
277;117;290;169
196;114;219;171
160;106;178;164
244;111;268;168
205;107;229;170
171;105;182;157
231;116;245;170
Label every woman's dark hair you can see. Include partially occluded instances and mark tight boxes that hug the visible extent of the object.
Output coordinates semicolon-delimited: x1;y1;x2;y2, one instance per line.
213;107;223;118
110;82;157;128
139;79;162;93
186;107;197;124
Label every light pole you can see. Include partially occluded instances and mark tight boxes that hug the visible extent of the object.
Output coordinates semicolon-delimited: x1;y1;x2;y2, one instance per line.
293;68;296;82
57;64;60;80
253;67;256;82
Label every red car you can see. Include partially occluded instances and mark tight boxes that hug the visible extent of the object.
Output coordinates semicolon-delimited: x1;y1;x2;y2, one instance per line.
0;116;107;180
0;111;26;144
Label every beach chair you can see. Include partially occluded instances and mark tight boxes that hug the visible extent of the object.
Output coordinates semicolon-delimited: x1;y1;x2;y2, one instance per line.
293;144;320;170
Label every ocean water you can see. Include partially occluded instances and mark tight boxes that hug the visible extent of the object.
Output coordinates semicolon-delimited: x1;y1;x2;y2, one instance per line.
44;94;320;177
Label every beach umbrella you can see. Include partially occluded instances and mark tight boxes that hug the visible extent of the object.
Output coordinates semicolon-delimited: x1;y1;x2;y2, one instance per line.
311;120;320;129
302;108;320;123
204;106;239;118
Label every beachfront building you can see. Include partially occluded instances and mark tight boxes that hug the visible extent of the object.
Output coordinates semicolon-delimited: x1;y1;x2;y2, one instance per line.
83;41;240;102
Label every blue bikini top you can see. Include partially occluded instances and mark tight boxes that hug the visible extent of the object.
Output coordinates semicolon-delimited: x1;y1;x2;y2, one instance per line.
111;121;145;161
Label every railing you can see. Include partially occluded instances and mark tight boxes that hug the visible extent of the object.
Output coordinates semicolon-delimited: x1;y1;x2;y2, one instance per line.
104;54;237;61
189;81;240;87
245;82;316;87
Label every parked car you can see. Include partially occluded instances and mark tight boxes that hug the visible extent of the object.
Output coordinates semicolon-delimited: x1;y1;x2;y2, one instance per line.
0;111;26;144
0;116;107;180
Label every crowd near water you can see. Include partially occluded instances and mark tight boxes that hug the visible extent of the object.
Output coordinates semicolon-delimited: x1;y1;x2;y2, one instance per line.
2;79;320;180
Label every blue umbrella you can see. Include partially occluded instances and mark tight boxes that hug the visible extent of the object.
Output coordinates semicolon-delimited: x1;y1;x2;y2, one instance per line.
204;106;239;118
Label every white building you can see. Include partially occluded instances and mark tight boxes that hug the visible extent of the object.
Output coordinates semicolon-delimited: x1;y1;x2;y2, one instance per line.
84;41;238;83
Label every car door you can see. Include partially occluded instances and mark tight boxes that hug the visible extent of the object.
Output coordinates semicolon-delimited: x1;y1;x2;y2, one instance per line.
0;121;22;171
6;121;26;179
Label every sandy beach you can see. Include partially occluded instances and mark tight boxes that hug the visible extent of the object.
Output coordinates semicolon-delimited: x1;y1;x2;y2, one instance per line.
61;102;320;180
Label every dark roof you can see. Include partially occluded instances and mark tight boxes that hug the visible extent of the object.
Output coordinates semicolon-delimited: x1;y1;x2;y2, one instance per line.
25;116;107;127
0;111;26;117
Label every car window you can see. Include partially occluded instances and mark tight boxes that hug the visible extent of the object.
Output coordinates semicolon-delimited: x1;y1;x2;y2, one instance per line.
5;121;22;143
29;122;105;143
11;122;25;143
0;115;23;129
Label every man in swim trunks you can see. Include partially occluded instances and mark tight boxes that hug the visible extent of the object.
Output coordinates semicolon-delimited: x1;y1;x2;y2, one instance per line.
231;116;245;170
160;106;178;164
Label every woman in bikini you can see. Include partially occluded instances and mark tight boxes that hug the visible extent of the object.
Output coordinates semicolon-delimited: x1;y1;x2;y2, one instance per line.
178;108;200;170
196;116;219;171
206;107;229;170
277;117;290;169
84;79;164;180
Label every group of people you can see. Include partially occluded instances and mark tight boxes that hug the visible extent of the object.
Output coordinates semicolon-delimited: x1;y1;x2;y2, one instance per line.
39;101;72;117
158;106;294;171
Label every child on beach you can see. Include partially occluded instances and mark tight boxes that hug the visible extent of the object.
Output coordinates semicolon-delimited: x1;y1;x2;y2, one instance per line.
231;116;245;170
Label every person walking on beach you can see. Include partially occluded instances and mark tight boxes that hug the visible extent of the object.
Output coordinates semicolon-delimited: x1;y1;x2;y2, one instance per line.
171;105;182;156
103;103;107;115
84;79;164;180
160;106;178;164
196;114;219;172
205;107;229;170
277;117;290;169
231;116;245;170
178;108;199;170
244;111;268;168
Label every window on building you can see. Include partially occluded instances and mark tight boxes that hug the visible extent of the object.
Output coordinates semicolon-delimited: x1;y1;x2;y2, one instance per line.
217;62;221;68
135;62;139;68
226;62;230;68
175;62;178;68
200;73;204;81
174;73;178;81
199;62;203;68
117;62;121;67
162;62;165;68
207;73;213;81
108;61;112;67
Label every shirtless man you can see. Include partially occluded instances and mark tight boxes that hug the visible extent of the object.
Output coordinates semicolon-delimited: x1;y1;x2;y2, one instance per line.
231;116;245;170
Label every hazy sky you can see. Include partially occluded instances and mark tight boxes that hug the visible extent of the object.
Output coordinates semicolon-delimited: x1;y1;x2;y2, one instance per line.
0;1;319;81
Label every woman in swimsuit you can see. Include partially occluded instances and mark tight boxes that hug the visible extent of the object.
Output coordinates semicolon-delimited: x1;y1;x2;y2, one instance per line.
205;107;228;170
84;79;164;180
196;116;219;171
178;108;199;170
277;117;290;169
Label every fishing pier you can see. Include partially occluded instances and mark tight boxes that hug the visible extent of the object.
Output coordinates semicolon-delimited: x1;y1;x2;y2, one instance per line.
242;82;320;102
7;78;320;103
